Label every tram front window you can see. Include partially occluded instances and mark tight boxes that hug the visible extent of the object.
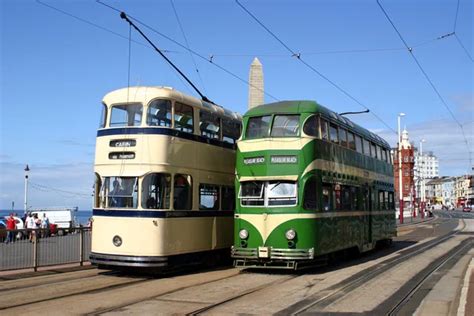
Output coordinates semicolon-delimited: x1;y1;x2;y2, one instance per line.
142;173;171;209
245;115;271;139
239;181;297;207
110;103;142;127
105;177;138;208
267;181;297;206
239;182;264;206
270;115;300;137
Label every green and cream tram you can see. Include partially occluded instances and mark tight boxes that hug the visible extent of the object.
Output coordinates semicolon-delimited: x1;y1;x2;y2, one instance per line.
232;101;396;269
90;86;241;269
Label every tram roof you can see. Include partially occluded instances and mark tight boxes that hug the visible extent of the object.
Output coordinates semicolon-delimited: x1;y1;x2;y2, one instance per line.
244;100;391;148
103;86;242;121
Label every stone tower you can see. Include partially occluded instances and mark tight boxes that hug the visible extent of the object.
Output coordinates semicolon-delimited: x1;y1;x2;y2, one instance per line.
248;57;264;109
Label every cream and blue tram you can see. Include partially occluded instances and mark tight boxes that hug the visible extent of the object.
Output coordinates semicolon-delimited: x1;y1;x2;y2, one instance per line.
90;86;241;269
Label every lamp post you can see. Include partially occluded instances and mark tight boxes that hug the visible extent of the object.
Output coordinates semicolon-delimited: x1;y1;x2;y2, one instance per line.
420;139;426;219
398;113;405;224
24;164;30;214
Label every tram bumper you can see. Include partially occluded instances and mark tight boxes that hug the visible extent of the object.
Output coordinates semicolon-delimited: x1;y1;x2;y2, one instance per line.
231;246;314;269
90;252;169;268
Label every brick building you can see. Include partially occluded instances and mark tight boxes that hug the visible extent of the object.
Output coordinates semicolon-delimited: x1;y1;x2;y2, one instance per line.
393;129;415;210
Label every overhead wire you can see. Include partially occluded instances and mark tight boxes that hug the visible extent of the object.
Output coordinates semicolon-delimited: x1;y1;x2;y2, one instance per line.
30;182;91;198
376;0;473;170
170;0;208;97
96;0;280;102
235;0;397;134
36;0;176;53
452;0;473;62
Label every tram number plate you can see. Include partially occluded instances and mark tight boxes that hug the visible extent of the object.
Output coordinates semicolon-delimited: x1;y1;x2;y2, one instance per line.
258;247;270;258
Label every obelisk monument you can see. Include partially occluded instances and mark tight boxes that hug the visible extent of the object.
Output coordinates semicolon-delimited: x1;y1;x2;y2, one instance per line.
248;57;264;109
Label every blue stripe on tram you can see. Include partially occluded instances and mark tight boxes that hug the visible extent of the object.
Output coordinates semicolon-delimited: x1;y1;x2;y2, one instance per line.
93;209;234;218
97;127;236;150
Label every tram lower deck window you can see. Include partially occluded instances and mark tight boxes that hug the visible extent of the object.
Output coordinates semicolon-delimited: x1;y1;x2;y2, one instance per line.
239;181;297;207
103;177;138;208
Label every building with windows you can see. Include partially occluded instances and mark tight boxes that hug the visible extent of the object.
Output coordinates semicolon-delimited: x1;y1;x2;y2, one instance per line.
425;176;455;207
455;175;473;207
393;129;414;210
414;149;439;204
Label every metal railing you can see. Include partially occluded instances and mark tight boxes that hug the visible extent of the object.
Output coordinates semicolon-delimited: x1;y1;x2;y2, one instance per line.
0;227;91;271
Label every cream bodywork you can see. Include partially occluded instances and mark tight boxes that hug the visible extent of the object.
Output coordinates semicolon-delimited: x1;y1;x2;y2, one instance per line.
92;215;233;256
92;87;238;258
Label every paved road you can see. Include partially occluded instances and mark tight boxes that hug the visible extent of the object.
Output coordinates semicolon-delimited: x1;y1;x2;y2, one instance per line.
0;213;472;315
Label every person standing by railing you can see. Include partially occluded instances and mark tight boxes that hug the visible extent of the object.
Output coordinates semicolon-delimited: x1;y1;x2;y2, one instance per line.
41;213;49;238
5;213;17;243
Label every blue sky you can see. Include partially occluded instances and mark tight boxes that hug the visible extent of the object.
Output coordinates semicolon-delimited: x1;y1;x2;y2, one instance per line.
1;0;472;211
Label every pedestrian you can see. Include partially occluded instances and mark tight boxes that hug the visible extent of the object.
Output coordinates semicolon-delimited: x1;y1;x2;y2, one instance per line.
41;213;49;238
26;212;35;242
5;213;17;243
32;214;41;242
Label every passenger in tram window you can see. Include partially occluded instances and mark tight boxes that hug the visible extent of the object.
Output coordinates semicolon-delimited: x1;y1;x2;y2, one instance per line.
110;179;124;207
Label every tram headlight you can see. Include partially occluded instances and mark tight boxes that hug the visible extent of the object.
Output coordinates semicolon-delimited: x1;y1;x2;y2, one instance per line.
285;229;297;240
239;229;249;240
112;235;122;247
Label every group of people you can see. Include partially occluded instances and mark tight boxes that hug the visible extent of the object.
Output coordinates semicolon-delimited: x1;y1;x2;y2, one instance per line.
4;212;50;243
24;212;50;241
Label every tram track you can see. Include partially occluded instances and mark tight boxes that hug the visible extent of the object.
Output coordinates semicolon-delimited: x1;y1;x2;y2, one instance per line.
0;272;152;311
275;219;467;315
382;237;473;315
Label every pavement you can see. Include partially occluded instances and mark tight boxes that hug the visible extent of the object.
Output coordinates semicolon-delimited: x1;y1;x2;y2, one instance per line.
1;212;472;315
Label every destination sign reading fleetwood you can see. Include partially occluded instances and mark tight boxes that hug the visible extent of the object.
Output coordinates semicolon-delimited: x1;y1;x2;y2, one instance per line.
243;155;298;165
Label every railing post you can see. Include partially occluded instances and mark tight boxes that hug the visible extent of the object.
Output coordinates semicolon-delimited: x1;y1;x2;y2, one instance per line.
33;232;38;272
79;226;84;266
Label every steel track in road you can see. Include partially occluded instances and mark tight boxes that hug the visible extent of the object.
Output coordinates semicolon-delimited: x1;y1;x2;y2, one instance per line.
382;237;473;315
184;274;298;315
277;218;466;315
87;269;243;315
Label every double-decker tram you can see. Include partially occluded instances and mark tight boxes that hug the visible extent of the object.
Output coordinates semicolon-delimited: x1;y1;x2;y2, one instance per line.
90;86;241;270
232;101;396;269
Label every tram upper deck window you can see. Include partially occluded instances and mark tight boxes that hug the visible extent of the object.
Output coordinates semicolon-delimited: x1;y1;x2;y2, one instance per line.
223;119;241;144
340;128;348;147
110;104;142;127
363;138;370;156
147;99;171;127
245;115;271;139
303;115;320;137
270;115;300;137
371;143;377;158
142;173;171;209
99;103;107;128
347;131;356;150
355;135;363;153
174;102;193;133
321;119;329;141
239;181;264;206
200;110;220;139
104;177;138;208
329;123;339;144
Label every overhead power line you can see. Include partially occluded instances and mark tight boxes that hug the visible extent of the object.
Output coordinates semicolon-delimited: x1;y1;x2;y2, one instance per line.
235;0;396;134
170;0;208;96
96;0;280;102
376;0;473;170
36;0;176;53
